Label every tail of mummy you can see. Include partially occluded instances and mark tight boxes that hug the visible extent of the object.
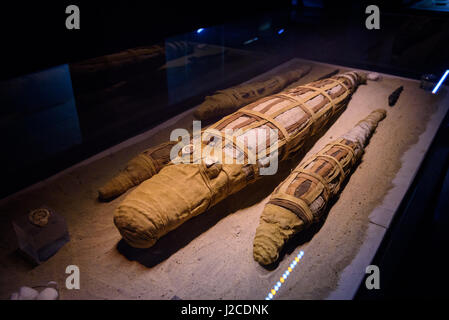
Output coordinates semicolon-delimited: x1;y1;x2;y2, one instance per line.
98;141;176;201
98;154;158;201
194;66;312;120
253;109;386;266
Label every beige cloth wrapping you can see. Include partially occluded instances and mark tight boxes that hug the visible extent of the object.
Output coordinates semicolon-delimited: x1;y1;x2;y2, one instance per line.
114;71;367;248
253;109;387;265
98;141;177;201
193;66;312;120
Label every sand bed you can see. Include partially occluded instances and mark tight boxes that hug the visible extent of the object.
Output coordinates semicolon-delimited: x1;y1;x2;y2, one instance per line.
0;58;447;300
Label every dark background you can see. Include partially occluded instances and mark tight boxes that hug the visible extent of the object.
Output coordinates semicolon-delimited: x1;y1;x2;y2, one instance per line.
0;0;413;81
0;0;290;80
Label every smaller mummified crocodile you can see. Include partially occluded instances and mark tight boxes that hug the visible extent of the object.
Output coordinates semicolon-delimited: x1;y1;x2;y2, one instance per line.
253;109;386;266
193;65;312;121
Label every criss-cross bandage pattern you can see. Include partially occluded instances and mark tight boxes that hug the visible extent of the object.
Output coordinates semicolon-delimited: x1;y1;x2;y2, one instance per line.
253;109;386;266
114;72;366;249
194;66;312;120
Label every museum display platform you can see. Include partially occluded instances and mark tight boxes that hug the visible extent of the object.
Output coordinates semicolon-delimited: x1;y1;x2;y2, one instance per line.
0;58;447;300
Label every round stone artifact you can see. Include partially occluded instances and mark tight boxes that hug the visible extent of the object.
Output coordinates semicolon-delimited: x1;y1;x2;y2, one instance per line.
29;208;51;227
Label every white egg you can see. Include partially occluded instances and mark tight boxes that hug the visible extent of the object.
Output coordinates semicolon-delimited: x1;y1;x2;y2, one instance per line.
37;287;59;300
18;286;39;300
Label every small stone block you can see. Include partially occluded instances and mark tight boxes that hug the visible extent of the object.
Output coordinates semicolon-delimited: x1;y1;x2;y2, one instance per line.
12;206;70;265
